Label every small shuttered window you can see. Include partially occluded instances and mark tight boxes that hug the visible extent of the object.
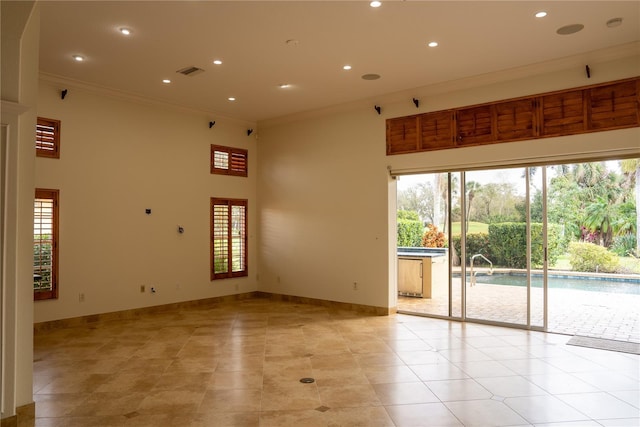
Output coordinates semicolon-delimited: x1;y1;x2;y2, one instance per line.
34;189;59;300
211;198;248;280
36;117;61;158
211;145;248;177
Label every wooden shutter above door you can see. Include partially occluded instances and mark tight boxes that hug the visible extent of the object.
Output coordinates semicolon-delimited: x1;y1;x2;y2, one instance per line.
387;116;419;155
456;105;494;146
385;77;640;156
540;89;586;137
495;99;537;141
420;111;454;150
588;79;640;130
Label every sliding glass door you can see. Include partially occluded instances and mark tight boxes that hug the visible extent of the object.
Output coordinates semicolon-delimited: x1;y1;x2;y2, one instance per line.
396;159;639;336
463;168;530;326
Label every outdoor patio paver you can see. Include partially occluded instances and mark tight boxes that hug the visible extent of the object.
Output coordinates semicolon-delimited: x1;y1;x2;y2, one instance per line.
399;278;640;343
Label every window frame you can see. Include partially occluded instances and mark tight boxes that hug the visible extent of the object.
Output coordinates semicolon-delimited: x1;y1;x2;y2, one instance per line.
210;198;248;280
34;188;59;300
210;144;248;177
36;117;61;158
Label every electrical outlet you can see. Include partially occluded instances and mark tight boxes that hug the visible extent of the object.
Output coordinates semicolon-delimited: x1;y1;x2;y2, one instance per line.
140;285;145;293
151;287;156;293
79;293;85;302
353;282;358;290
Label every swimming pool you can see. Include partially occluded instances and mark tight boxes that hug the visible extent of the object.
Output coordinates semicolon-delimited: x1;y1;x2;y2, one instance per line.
470;273;640;295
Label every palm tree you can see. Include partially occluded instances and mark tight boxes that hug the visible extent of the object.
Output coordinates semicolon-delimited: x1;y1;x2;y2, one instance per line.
620;159;639;255
584;196;616;247
465;181;481;232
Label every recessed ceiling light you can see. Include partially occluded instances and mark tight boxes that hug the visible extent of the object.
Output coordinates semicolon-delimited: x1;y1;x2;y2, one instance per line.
556;24;584;35
279;84;291;89
361;73;381;80
370;1;382;8
213;59;222;65
162;79;171;84
72;55;84;62
428;41;438;47
535;11;547;18
343;65;352;70
228;97;236;101
119;27;131;35
606;17;623;28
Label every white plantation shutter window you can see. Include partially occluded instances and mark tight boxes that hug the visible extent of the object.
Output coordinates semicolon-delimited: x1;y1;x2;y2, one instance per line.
211;145;248;177
36;117;61;158
211;198;248;280
34;189;59;300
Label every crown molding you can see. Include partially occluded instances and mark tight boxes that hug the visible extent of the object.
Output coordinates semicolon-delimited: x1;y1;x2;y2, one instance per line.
38;72;256;128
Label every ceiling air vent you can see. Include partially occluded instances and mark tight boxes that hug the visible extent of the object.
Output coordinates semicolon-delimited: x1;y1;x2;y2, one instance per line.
176;66;205;77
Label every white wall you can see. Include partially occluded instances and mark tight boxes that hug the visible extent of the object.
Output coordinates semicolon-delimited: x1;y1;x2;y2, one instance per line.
34;79;258;323
1;0;39;417
257;48;640;310
256;111;390;308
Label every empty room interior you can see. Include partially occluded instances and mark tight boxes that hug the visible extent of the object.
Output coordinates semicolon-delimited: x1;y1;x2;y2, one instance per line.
2;1;639;426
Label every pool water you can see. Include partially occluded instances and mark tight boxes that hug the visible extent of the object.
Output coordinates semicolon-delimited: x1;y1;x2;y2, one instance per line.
470;273;640;295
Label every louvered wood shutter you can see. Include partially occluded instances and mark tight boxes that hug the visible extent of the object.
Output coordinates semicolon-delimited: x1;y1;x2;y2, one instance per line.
36;117;60;158
456;105;494;145
540;89;586;137
420;111;454;150
386;116;419;154
211;198;248;280
588;80;640;130
34;189;59;300
495;99;537;141
211;145;248;177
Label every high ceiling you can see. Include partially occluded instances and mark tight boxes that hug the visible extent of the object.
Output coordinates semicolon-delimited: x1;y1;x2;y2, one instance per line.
38;1;640;123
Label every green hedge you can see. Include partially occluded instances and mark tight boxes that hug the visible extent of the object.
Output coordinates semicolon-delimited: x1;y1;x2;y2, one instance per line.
489;223;563;268
397;218;423;247
451;223;564;268
452;233;490;266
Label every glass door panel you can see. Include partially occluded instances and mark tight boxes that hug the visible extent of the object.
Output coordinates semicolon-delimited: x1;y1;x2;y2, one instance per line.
530;166;545;328
464;168;528;325
396;172;451;317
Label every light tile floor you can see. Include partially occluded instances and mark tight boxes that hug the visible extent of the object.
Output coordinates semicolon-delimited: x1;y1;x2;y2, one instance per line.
32;297;639;426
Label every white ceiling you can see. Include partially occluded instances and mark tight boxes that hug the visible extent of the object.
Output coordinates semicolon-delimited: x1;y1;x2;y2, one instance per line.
38;1;640;123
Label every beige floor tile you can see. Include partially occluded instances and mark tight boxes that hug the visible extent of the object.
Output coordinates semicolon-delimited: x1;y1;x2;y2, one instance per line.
259;409;327;427
191;410;260;427
208;370;263;390
373;381;439;405
34;393;88;418
30;297;638;427
68;392;146;417
386;402;464;427
37;373;110;394
136;389;205;414
445;399;529;426
363;365;421;384
261;383;322;411
326;406;395;427
198;388;262;412
95;372;161;393
318;384;381;408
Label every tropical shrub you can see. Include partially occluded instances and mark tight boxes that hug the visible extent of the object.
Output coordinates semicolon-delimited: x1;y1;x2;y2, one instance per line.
568;241;619;273
610;234;637;257
421;224;445;248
